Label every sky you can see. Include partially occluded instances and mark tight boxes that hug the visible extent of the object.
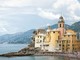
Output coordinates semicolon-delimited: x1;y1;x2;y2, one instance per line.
0;0;80;35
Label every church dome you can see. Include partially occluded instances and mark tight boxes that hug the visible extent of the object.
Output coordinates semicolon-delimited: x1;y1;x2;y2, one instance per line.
58;16;64;23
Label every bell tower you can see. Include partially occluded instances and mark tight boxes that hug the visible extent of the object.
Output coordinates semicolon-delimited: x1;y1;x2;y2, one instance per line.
58;16;64;28
58;16;65;38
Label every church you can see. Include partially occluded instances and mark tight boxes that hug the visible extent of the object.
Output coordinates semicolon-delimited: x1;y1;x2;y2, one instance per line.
34;16;80;53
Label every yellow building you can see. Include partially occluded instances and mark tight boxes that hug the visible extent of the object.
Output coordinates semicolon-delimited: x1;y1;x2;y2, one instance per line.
34;28;60;52
56;16;80;53
46;29;60;52
34;16;80;52
57;29;79;52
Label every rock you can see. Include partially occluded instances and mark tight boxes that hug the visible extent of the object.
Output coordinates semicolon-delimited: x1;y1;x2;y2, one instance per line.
0;52;33;57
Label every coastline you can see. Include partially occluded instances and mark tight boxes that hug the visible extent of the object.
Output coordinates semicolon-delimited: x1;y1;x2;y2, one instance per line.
0;44;80;59
0;51;80;59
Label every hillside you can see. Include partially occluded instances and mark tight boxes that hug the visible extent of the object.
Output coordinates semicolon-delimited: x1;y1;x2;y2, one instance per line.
0;29;35;44
70;21;80;32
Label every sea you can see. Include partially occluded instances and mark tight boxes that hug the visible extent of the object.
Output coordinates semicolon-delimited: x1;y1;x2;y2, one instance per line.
0;44;77;60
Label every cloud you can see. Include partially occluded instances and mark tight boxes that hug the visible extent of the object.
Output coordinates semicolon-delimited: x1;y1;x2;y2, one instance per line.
0;0;32;7
0;0;80;34
52;0;80;21
36;0;80;25
0;20;9;35
38;8;60;20
0;0;79;21
0;0;54;8
0;0;53;17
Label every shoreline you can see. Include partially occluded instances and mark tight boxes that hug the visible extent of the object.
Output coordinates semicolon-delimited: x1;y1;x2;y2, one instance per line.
0;52;80;59
0;45;80;59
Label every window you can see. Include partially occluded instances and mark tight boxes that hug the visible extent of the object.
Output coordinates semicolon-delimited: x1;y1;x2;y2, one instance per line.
58;31;60;33
56;41;58;43
72;44;75;46
62;48;64;50
43;39;45;42
40;36;42;38
58;36;60;39
74;35;76;37
67;44;70;46
36;40;39;43
45;45;49;46
53;31;55;33
67;40;70;43
68;35;70;37
66;49;68;51
62;41;65;43
60;24;61;27
67;40;68;43
40;40;42;42
38;36;39;38
64;35;66;37
59;44;61;46
40;45;42;47
59;41;61;43
43;45;49;46
67;47;70;50
43;37;45;42
48;32;49;34
73;48;74;50
63;45;64;46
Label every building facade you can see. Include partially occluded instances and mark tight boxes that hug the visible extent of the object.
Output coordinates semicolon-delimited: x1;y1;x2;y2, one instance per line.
34;16;80;52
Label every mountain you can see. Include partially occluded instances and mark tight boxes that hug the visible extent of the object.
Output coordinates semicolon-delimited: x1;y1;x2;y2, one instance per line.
51;24;70;29
0;21;80;44
49;21;80;32
45;24;70;30
70;21;80;32
0;29;35;44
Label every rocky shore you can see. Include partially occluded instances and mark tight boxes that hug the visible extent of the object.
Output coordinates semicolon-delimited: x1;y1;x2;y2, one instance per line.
0;47;80;59
0;47;35;57
0;52;33;57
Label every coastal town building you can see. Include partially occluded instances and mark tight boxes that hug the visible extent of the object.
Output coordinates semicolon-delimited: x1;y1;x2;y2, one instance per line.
34;16;80;53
